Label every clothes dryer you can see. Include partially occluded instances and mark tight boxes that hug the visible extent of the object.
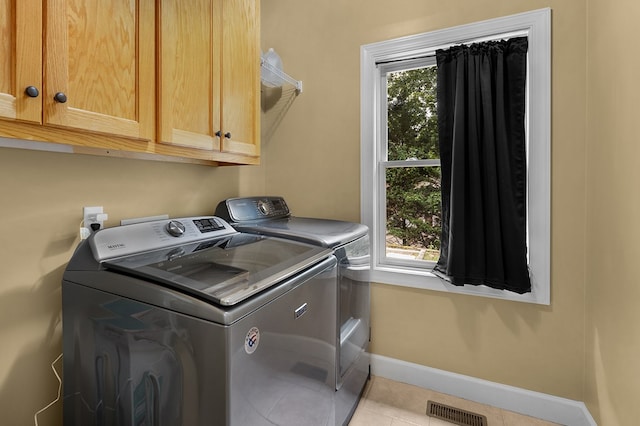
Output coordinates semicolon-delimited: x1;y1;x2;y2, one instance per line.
216;196;370;426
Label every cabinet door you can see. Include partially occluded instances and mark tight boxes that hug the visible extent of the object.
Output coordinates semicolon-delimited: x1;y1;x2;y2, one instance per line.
44;0;155;140
0;0;42;123
220;0;260;157
158;0;222;151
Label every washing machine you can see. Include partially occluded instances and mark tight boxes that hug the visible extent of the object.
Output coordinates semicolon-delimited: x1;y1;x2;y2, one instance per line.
62;215;339;425
216;196;370;426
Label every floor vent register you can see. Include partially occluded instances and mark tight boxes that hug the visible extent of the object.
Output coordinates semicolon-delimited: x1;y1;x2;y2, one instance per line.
426;400;488;426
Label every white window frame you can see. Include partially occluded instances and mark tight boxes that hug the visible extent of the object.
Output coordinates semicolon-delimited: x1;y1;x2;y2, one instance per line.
360;8;551;305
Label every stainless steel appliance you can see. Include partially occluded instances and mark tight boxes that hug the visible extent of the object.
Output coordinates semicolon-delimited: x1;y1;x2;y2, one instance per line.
215;196;370;426
62;216;338;425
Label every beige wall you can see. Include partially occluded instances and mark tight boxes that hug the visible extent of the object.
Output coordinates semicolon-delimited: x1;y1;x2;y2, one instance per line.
262;0;588;403
585;0;640;424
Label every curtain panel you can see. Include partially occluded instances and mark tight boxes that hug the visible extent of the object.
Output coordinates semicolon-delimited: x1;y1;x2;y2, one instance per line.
433;37;531;294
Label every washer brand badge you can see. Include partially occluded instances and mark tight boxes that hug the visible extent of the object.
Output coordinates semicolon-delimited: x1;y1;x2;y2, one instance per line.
244;327;260;354
107;243;126;250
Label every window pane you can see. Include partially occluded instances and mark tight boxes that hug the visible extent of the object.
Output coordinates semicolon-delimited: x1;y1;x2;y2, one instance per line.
385;166;441;262
387;67;439;161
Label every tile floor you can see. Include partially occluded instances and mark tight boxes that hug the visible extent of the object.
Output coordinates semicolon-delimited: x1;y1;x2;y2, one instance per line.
349;376;561;426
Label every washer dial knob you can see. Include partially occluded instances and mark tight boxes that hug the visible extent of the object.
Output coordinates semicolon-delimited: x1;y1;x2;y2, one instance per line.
166;220;186;237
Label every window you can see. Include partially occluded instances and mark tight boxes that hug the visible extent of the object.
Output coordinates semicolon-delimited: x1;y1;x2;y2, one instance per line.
360;9;551;304
381;60;441;268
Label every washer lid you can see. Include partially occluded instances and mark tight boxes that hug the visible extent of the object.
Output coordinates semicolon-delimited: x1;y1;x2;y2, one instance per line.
103;233;331;306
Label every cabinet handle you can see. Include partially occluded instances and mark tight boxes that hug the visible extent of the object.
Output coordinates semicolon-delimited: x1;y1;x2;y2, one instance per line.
54;92;67;103
215;130;221;137
224;132;231;139
25;86;39;98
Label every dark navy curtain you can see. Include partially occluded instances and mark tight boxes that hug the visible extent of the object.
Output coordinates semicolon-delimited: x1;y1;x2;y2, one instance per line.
433;37;531;294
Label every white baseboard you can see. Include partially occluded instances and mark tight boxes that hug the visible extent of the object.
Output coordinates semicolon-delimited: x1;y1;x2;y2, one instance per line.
370;354;596;426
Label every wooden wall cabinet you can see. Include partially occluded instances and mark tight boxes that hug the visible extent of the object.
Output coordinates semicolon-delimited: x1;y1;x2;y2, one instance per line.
157;0;260;163
0;0;155;141
0;0;260;166
0;0;42;123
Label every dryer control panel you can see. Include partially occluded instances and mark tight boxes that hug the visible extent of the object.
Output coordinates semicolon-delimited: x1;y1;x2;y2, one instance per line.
216;196;291;222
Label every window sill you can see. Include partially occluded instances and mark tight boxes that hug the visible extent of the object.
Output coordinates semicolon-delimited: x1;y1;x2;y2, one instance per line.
371;266;549;305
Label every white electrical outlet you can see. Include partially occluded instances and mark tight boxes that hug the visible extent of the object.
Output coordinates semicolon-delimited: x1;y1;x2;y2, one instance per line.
83;206;108;232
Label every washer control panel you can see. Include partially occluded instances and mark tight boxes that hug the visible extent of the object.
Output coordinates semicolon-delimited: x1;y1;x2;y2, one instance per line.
216;196;290;222
89;216;235;261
